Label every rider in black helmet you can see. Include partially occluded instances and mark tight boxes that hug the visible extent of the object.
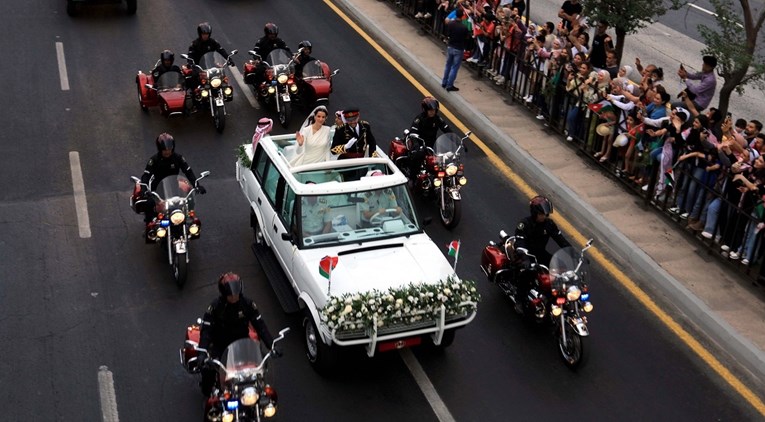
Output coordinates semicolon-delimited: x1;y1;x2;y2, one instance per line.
197;272;276;396
138;133;206;227
293;40;316;78
514;195;570;267
187;22;232;66
409;96;452;149
252;23;290;87
151;50;182;83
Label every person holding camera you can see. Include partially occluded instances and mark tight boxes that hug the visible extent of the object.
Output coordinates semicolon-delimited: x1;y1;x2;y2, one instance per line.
675;55;717;112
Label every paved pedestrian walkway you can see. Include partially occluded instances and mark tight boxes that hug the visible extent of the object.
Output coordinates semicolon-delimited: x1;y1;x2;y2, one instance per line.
337;0;765;380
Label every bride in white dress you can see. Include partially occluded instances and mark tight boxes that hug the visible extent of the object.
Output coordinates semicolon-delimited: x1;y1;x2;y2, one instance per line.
290;106;331;166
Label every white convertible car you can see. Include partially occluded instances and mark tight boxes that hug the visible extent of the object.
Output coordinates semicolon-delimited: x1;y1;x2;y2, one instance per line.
236;132;478;372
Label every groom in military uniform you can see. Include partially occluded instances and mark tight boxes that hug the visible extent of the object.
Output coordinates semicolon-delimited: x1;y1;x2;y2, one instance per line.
331;108;378;159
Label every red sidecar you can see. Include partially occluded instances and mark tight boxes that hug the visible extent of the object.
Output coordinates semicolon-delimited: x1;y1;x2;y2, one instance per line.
296;59;338;106
136;69;189;117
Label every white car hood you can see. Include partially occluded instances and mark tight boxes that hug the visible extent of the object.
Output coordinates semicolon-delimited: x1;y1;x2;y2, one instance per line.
300;234;455;300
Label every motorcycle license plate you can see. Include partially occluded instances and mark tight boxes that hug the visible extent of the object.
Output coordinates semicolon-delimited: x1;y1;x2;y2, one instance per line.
174;240;187;254
281;94;291;102
378;336;421;353
215;98;224;107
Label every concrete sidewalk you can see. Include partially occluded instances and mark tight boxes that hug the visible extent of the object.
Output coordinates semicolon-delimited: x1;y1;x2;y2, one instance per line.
336;0;765;382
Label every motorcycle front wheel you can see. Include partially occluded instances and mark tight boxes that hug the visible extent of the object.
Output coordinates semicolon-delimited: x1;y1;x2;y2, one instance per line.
213;105;225;133
557;323;586;369
172;252;188;288
439;194;462;229
278;99;292;128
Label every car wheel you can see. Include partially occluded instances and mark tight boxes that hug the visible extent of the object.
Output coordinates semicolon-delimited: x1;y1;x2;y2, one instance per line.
304;310;335;374
428;329;455;352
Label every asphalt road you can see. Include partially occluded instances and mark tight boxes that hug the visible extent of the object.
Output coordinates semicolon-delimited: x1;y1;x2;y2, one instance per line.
0;0;760;420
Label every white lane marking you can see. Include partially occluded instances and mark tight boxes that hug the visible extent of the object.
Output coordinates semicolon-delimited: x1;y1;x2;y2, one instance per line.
399;349;456;422
229;66;259;109
98;366;120;422
69;151;91;238
56;42;70;91
688;3;744;28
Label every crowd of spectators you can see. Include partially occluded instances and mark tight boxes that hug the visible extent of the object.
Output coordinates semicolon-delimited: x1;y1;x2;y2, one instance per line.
398;0;765;276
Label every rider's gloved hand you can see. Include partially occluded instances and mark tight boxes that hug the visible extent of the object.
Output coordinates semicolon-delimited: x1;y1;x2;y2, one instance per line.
197;185;207;195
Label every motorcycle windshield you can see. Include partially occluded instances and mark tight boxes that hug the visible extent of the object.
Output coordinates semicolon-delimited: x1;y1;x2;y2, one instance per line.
199;51;227;70
155;175;193;206
221;338;266;381
548;246;583;283
434;133;461;160
155;71;185;91
266;49;292;67
302;60;324;78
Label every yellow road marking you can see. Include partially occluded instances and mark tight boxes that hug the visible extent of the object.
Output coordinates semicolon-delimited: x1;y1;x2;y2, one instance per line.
324;0;765;416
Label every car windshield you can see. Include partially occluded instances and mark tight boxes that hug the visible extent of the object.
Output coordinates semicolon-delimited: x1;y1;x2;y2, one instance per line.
298;183;420;248
302;60;324;78
266;49;292;67
199;51;227;70
155;71;185;90
220;338;266;381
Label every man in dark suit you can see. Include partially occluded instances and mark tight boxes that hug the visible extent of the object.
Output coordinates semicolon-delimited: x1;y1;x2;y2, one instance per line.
331;108;379;158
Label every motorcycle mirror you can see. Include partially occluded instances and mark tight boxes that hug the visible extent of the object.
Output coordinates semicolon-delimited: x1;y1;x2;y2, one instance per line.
331;69;339;77
465;131;472;137
278;327;291;336
131;176;140;183
230;49;238;55
200;170;211;178
403;129;410;135
586;238;594;247
248;50;259;58
499;229;508;239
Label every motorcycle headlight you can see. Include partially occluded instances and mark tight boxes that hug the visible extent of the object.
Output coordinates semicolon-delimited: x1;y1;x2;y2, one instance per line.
224;87;233;96
566;285;582;301
445;164;458;176
170;211;185;226
222;412;234;422
458;176;467;186
189;224;200;235
433;178;442;187
582;301;593;313
156;227;167;238
201;89;210;98
551;305;562;316
289;84;298;93
277;73;289;84
211;78;222;88
263;403;277;418
267;86;276;94
240;387;259;406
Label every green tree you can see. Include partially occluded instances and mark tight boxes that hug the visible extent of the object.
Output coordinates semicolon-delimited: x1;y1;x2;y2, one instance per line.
698;0;765;117
584;0;683;65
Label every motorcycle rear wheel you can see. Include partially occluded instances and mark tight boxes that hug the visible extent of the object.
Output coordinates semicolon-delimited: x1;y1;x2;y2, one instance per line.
137;84;148;112
439;195;461;229
213;105;225;133
558;324;585;369
304;310;336;374
172;252;188;288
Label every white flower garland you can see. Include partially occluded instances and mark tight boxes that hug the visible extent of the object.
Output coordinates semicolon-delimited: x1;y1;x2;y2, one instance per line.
320;276;479;331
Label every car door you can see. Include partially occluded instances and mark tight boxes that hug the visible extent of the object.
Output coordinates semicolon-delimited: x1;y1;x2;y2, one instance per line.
271;184;298;282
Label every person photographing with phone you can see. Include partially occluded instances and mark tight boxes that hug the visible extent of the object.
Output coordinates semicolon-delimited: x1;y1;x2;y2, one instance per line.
674;56;717;112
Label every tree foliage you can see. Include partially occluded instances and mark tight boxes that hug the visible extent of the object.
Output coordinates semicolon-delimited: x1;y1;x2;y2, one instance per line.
698;0;765;115
584;0;684;64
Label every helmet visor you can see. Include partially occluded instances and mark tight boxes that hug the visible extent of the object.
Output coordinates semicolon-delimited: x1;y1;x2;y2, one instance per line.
537;201;552;216
221;279;242;296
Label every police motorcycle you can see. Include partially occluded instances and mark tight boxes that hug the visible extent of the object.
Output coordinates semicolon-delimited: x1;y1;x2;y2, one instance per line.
243;48;297;127
181;50;238;133
129;171;210;287
480;233;594;368
389;131;470;229
181;324;290;422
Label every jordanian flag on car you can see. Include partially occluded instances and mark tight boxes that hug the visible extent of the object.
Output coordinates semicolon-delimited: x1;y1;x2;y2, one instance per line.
319;256;338;279
447;240;460;259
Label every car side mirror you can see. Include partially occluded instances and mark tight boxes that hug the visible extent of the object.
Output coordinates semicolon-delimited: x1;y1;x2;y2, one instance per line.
281;233;293;242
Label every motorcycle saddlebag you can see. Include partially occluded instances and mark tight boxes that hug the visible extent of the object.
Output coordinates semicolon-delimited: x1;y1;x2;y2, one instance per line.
389;138;407;161
181;324;202;373
244;62;257;84
481;245;508;281
129;184;149;214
